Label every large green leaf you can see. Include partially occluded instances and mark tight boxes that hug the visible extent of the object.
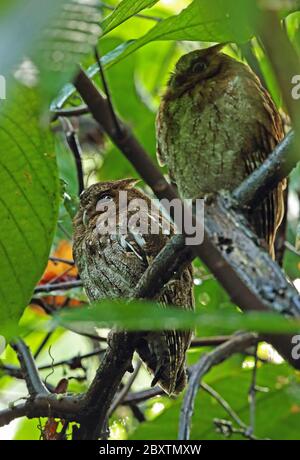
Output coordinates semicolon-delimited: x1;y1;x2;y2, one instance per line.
0;0;102;100
99;0;255;68
53;0;256;109
0;85;59;330
53;298;300;334
101;0;159;34
0;0;63;77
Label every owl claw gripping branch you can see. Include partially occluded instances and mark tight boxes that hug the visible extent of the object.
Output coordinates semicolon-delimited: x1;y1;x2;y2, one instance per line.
73;179;195;395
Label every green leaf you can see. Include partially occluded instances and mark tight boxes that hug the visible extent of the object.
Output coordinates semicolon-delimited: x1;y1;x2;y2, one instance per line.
0;0;64;77
0;85;59;330
96;37;157;179
99;0;255;69
101;0;159;34
0;0;102;100
130;362;300;440
53;0;257;109
53;298;300;334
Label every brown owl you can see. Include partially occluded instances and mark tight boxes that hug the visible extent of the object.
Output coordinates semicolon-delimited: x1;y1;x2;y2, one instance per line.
156;44;286;257
73;179;194;395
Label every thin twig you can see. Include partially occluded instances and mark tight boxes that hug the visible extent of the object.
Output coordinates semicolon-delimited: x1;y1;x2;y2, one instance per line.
51;105;89;120
48;266;75;285
0;349;104;379
191;335;233;347
30;298;56;315
123;387;164;404
178;332;258;440
109;360;142;416
11;340;50;397
49;256;75;265
34;280;82;294
34;332;53;360
200;382;247;430
285;240;300;258
38;349;104;371
94;47;122;137
60;117;84;195
247;344;259;437
214;418;260;440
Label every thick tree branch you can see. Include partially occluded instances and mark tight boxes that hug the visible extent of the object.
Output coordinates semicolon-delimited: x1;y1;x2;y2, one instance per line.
131;234;194;299
0;334;134;437
75;331;136;440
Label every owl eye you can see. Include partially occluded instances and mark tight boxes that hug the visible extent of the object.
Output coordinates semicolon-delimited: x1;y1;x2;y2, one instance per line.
99;194;112;202
192;61;207;73
96;194;113;211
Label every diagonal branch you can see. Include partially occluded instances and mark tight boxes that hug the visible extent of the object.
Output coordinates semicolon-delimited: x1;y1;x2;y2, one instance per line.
233;131;295;208
178;332;258;440
60;117;85;195
11;340;50;397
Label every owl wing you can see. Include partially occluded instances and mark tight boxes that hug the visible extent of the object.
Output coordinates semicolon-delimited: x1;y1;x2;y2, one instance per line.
119;228;194;395
245;83;286;257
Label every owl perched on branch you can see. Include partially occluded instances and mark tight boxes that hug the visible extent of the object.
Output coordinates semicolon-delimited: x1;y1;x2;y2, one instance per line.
73;179;194;395
156;45;286;257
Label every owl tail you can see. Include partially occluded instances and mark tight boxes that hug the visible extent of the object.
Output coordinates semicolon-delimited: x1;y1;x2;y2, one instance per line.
136;335;187;396
150;360;187;396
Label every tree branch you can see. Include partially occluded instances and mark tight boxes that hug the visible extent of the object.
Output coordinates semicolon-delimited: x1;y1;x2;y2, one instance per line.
34;280;82;293
233;131;295;208
60;117;85;195
178;332;258;440
76;331;136;439
11;340;49;397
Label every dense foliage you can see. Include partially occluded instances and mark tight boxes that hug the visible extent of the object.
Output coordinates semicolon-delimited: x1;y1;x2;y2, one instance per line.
0;0;300;440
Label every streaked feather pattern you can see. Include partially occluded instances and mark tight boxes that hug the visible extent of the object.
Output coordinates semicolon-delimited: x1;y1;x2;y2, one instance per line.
73;180;194;395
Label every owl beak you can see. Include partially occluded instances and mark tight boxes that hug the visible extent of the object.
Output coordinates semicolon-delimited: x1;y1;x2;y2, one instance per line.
82;209;89;227
207;43;227;54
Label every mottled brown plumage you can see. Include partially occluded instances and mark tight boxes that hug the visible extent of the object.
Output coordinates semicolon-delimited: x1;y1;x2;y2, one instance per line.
156;45;286;256
73;179;194;395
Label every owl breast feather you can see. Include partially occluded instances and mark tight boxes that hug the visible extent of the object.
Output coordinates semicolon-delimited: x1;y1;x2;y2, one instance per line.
157;75;263;199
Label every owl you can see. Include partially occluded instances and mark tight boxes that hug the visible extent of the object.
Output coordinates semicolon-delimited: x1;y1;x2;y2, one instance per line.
73;179;194;395
156;45;286;257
